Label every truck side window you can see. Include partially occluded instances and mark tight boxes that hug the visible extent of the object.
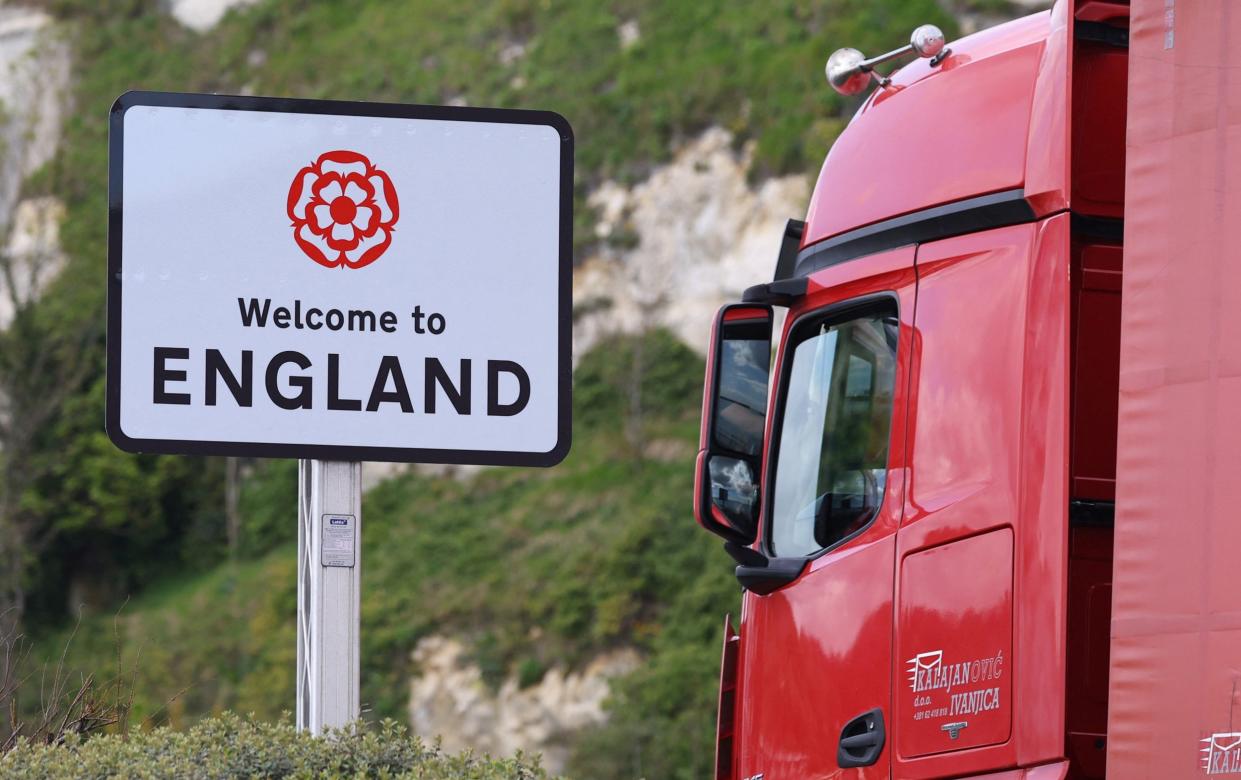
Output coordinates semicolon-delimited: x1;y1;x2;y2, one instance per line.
769;305;898;558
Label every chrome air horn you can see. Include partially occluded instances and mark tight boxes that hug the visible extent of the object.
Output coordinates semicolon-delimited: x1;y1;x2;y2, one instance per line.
826;24;949;96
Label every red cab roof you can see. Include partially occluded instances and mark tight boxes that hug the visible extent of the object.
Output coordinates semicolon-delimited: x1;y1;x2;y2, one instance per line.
802;9;1067;249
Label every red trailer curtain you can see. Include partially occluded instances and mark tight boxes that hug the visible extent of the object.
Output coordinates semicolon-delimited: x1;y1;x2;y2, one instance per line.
1109;1;1241;777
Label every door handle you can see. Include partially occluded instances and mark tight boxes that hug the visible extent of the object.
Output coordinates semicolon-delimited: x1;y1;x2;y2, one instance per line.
838;707;885;768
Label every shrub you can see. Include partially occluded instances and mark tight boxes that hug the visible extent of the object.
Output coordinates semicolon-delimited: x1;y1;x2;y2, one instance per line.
573;328;703;430
0;713;550;779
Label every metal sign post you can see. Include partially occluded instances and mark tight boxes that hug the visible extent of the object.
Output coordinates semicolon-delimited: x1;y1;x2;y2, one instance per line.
297;459;362;732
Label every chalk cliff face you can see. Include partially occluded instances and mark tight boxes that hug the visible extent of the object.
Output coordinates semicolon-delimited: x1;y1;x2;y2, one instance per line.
575;127;809;357
165;0;259;32
408;636;640;773
0;6;68;329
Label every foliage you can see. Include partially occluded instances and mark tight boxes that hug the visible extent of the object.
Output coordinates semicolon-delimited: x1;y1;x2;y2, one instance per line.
18;332;734;777
574;328;704;429
237;459;300;556
1;616;134;752
1;712;551;779
567;642;725;780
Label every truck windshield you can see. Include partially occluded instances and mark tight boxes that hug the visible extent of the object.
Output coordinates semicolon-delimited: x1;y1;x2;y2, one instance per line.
769;305;898;558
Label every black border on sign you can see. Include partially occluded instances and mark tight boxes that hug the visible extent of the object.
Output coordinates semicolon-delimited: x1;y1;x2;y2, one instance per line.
106;90;573;467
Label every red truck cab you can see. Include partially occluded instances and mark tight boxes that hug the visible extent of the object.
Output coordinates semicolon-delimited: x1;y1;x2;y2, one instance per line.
694;2;1129;777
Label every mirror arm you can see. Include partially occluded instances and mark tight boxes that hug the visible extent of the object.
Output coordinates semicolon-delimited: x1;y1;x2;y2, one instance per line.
723;540;768;568
742;277;808;306
735;557;807;596
724;542;807;595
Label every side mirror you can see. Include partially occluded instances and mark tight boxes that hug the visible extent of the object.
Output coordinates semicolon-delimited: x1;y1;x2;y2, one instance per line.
694;304;773;544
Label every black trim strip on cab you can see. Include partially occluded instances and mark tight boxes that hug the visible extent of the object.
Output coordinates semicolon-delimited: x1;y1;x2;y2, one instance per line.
1071;213;1124;243
788;189;1037;280
1075;20;1129;48
1070;499;1115;528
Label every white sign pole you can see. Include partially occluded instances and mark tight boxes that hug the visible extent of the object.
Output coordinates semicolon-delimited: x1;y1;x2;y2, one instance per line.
297;459;362;732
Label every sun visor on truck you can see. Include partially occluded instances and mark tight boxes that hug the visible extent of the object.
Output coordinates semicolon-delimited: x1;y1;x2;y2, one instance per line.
772;218;805;281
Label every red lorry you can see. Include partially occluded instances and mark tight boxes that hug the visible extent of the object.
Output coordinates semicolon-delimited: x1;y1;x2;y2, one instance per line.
693;1;1241;777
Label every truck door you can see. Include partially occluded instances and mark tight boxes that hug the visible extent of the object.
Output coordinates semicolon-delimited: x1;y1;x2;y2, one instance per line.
892;217;1069;778
737;245;916;779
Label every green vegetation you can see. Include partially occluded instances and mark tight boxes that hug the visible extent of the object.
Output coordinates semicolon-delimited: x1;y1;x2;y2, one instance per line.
1;0;962;775
19;331;734;777
1;713;550;779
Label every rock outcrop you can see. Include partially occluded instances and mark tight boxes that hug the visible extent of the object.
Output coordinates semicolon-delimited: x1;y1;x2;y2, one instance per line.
0;196;64;327
0;7;68;329
575;127;808;356
409;636;640;773
165;0;258;32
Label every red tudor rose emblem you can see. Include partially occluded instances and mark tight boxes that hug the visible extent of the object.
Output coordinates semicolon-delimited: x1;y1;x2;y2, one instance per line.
287;150;399;269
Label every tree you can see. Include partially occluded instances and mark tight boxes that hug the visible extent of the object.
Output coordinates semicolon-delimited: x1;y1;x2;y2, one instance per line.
0;22;76;633
0;202;96;632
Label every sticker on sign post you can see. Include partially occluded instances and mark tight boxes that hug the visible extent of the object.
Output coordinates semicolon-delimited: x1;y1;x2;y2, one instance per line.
321;515;356;568
106;91;572;466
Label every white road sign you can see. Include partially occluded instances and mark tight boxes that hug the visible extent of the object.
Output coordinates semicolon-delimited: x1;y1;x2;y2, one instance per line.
107;91;572;465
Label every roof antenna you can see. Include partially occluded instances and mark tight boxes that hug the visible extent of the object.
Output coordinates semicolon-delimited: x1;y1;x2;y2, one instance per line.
826;24;950;96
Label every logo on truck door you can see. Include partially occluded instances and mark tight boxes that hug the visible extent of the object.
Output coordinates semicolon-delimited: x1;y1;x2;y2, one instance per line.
1202;732;1241;774
907;649;1004;723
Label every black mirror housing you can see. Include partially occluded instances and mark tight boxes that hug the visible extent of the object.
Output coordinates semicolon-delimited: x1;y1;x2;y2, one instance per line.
694;303;773;544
